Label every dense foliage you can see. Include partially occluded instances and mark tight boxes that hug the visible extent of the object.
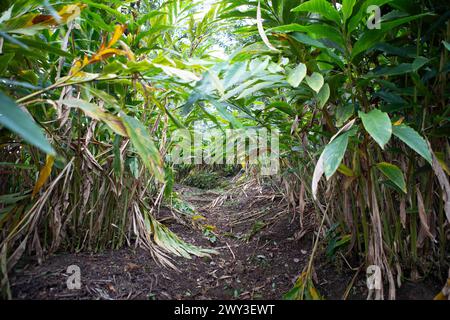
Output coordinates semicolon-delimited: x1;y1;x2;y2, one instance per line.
0;0;448;299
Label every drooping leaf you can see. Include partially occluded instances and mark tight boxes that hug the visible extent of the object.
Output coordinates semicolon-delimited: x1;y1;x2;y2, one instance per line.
0;91;55;155
336;104;354;127
61;98;127;136
359;109;392;149
376;162;406;193
323;130;352;179
256;0;279;52
121;114;164;182
342;0;357;22
392;124;432;164
32;155;54;198
317;83;330;108
312;119;356;199
291;0;341;25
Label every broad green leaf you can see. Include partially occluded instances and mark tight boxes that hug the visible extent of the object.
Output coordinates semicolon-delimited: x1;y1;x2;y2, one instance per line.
369;57;428;77
376;162;407;193
342;0;357;22
312;119;356;199
305;72;324;93
121;114;164;182
0;91;55;155
323;130;351;179
292;0;341;25
290;32;328;49
348;0;392;33
287;63;307;88
351;13;431;59
359;109;392;149
392;124;432;164
270;24;344;48
317;83;330;108
336;104;354;127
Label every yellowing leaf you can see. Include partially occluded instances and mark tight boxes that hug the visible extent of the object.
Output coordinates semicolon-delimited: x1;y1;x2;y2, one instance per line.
308;285;322;300
393;117;404;126
26;3;86;27
107;25;126;48
435;152;450;176
32;155;55;198
68;25;128;75
61;98;128;136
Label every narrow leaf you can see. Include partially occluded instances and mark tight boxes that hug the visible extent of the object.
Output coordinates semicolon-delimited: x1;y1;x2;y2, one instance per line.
32;155;55;197
0;91;55;155
392;124;432;164
376;162;407;193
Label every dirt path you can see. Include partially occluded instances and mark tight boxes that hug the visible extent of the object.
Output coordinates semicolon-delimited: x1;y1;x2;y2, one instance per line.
9;183;441;300
10;183;314;299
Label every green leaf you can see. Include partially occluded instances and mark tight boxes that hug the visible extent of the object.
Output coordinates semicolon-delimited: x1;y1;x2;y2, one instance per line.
336;104;354;127
292;0;341;25
351;13;431;59
359;109;392;149
289;32;328;49
236;81;275;99
0;91;55;155
323;130;351;179
270;24;344;48
121;114;164;182
443;41;450;51
369;57;428;77
317;83;330;108
376;162;407;193
223;62;247;89
392;124;432;164
348;0;392;33
0;53;15;75
287;63;307;88
305;72;324;93
342;0;357;22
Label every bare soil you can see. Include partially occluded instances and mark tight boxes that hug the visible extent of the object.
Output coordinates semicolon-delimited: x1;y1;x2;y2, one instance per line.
9;184;442;300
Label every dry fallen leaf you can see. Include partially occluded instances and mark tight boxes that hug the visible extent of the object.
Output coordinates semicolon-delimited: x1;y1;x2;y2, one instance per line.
124;262;140;272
